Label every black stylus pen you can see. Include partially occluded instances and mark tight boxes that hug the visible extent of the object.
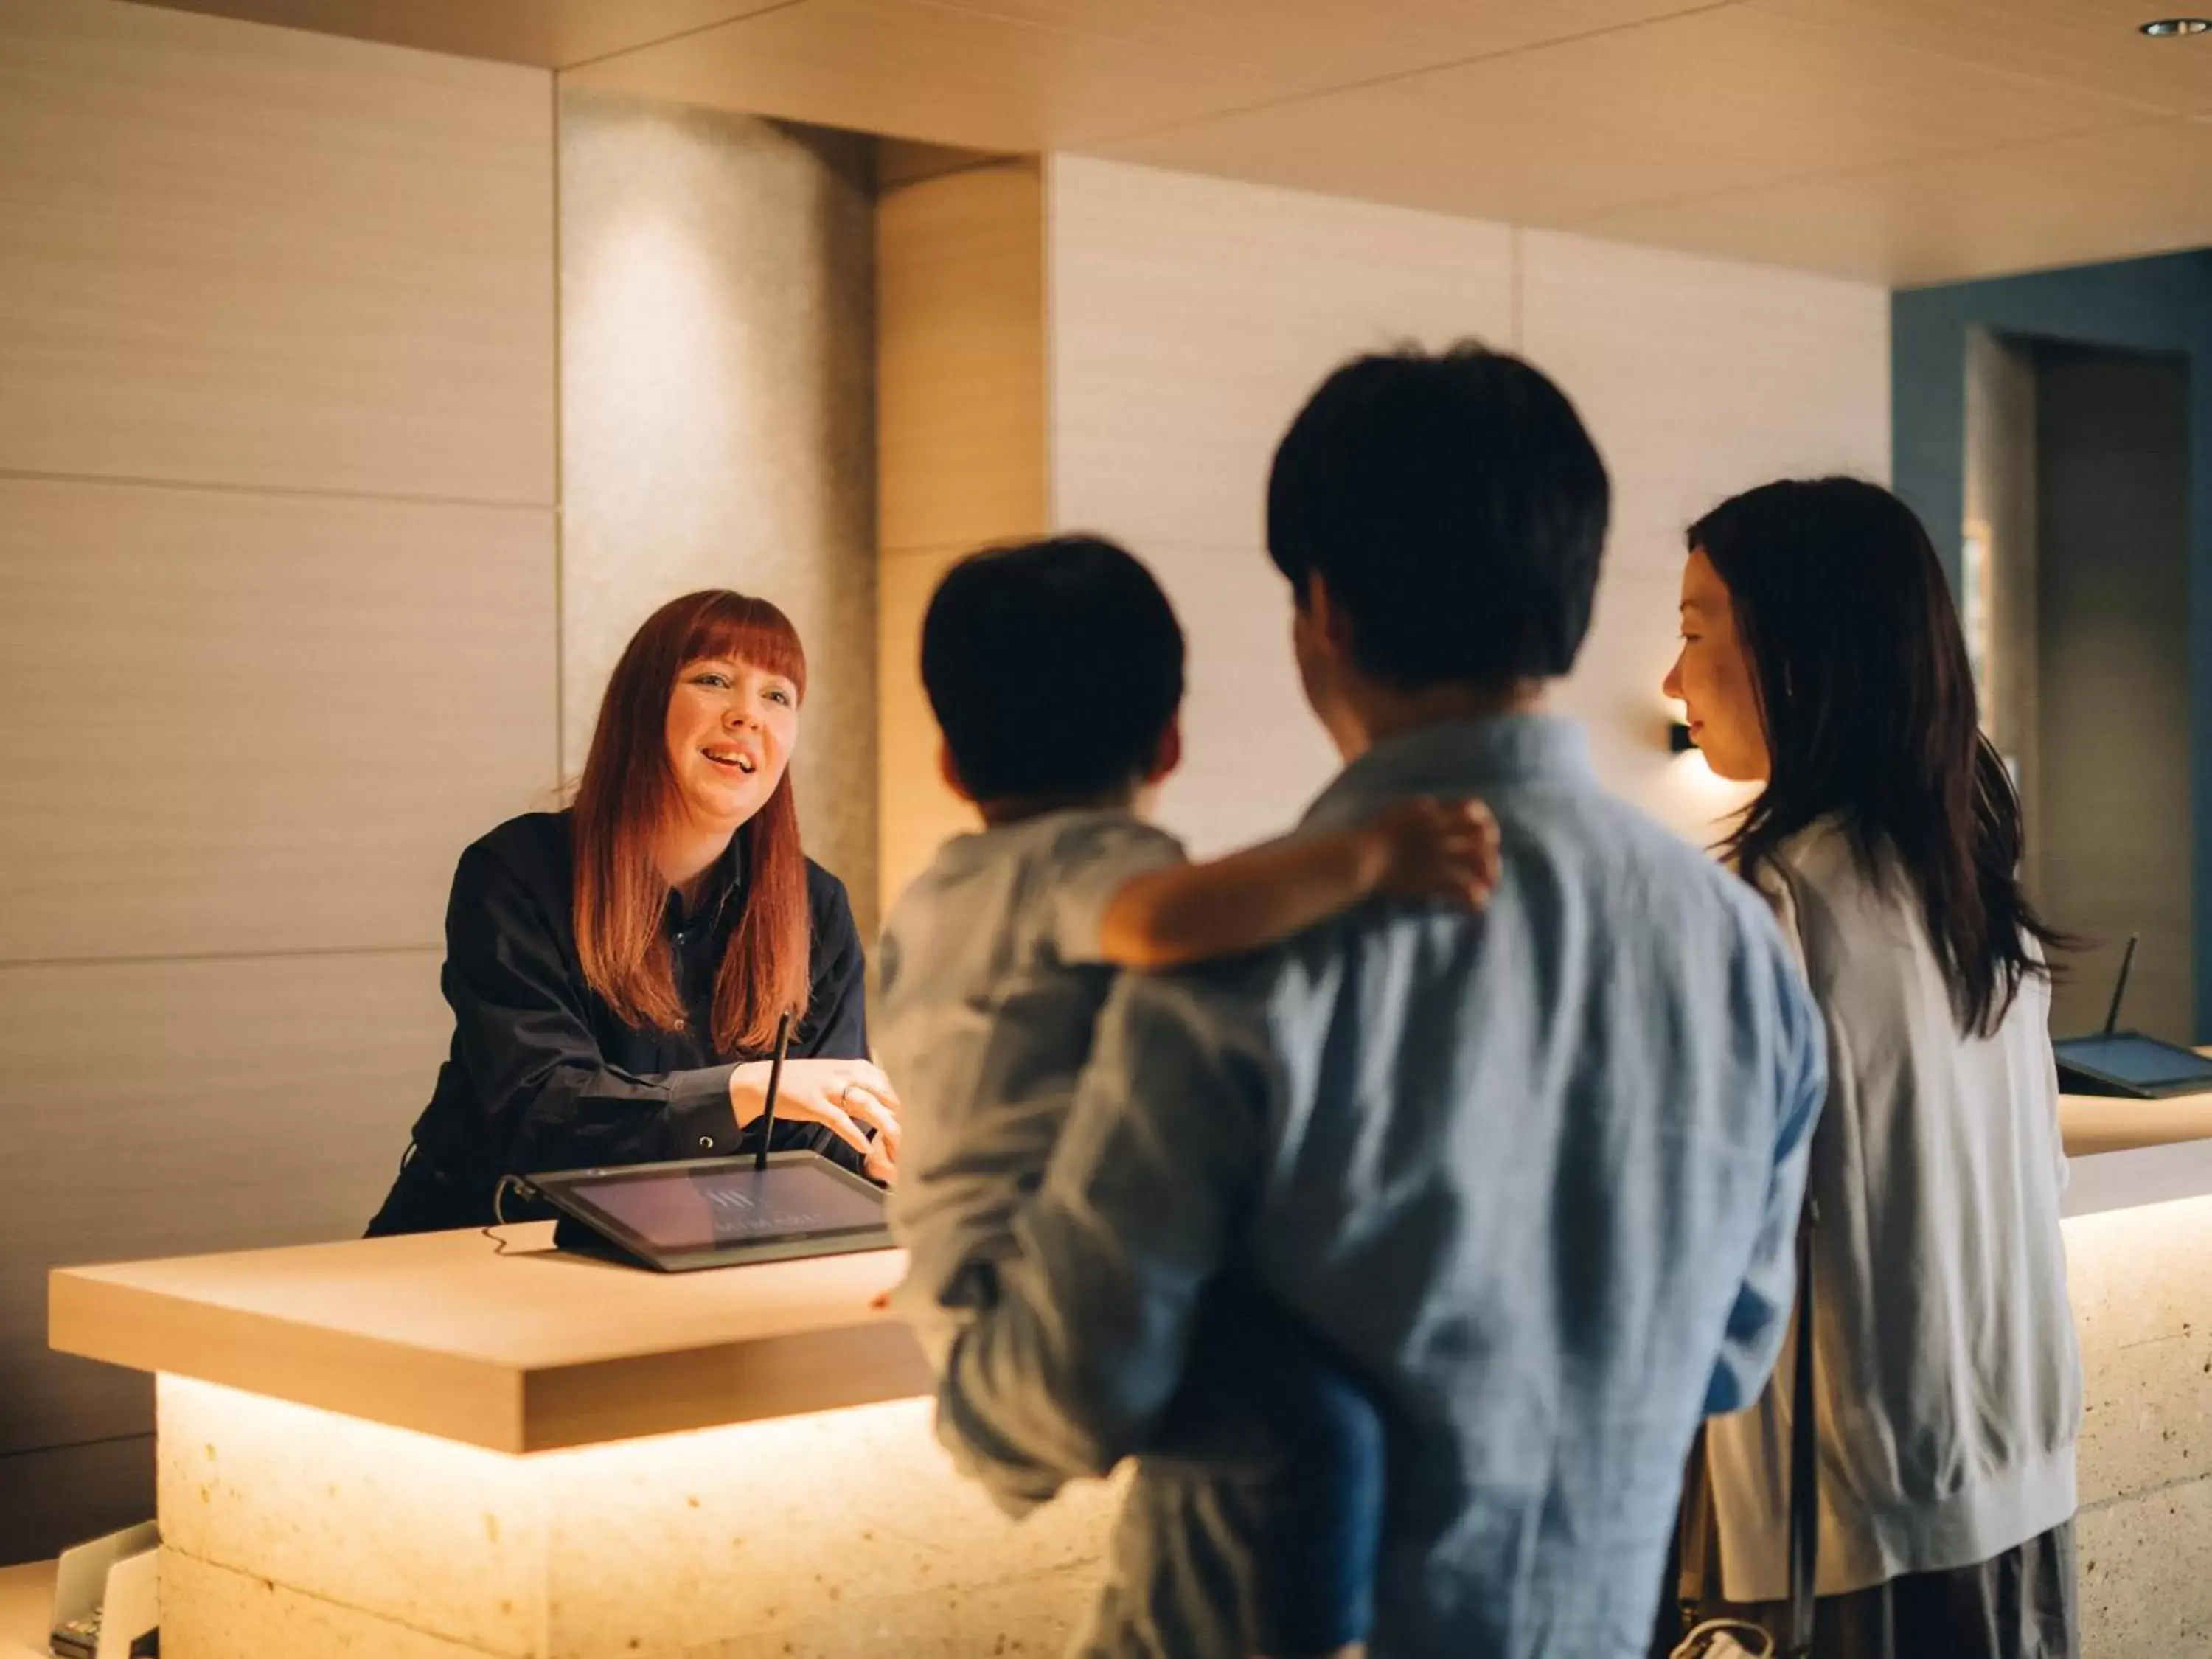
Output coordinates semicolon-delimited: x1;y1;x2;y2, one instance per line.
754;1008;795;1172
2104;933;2140;1038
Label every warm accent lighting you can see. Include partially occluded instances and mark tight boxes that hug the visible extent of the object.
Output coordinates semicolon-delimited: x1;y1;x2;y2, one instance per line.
154;1374;1121;1654
2139;16;2211;34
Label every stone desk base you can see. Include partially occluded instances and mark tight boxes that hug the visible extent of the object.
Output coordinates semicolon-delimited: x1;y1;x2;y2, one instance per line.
156;1376;1122;1658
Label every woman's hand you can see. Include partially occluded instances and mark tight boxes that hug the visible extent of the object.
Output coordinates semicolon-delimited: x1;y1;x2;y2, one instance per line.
1362;797;1501;908
729;1057;902;1184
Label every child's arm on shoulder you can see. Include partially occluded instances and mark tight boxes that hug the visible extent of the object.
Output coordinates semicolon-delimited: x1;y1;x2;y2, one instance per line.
1096;797;1499;971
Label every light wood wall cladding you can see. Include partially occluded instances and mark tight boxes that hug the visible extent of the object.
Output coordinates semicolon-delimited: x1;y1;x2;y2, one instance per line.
0;950;449;1458
1517;228;1888;846
0;0;554;504
1046;157;1515;856
875;159;1046;914
126;0;793;71
0;0;559;1565
877;160;1048;554
1049;159;1517;554
1039;160;1888;858
0;479;557;963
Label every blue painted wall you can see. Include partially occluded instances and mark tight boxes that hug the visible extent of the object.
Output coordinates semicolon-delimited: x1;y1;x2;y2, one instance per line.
1892;251;2212;1034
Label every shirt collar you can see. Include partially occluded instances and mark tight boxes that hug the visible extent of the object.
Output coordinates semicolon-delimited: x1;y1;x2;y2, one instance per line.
667;831;748;931
1301;713;1594;834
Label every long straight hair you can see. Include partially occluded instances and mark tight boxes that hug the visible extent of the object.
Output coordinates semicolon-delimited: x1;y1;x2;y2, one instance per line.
571;591;812;1057
1692;478;2062;1037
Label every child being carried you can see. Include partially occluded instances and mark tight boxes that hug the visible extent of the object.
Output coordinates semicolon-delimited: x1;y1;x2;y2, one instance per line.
874;535;1498;1659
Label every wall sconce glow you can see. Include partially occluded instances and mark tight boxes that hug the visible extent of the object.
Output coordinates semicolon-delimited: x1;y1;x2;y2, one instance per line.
2139;16;2211;34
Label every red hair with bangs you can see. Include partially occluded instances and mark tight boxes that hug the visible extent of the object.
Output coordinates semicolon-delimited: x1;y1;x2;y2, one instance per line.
572;591;813;1057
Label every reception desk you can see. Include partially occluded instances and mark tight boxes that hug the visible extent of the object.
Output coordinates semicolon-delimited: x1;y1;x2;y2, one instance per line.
44;1100;2212;1658
46;1230;1121;1658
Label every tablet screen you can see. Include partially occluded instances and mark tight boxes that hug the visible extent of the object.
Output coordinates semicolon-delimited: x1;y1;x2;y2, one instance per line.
2058;1034;2212;1089
562;1163;887;1253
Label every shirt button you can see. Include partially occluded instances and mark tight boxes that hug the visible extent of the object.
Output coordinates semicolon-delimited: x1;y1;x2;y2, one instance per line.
698;1136;714;1151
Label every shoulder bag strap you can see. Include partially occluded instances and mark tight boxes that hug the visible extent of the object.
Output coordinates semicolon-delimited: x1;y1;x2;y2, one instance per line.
1784;1201;1819;1658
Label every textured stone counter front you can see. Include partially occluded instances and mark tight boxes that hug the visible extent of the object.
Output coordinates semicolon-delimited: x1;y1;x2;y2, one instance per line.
153;1375;1121;1658
50;1225;1123;1658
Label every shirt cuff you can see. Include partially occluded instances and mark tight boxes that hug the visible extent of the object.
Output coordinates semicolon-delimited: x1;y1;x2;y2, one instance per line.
666;1064;742;1158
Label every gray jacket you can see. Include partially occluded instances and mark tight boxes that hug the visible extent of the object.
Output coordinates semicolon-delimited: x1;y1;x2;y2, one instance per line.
1707;820;2081;1599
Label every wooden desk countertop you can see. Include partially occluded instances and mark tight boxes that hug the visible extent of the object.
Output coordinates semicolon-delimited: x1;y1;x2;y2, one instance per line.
49;1225;928;1454
44;1064;2212;1460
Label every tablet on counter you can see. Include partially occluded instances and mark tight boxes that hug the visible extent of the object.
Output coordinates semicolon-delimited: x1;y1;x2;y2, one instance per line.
2052;1032;2212;1099
527;1150;894;1272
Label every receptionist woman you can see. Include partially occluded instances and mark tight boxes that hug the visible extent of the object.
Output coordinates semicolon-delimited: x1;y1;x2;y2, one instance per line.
367;589;901;1236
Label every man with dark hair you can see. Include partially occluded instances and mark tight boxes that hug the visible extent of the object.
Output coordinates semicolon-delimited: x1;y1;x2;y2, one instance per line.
933;346;1827;1657
880;532;1500;1659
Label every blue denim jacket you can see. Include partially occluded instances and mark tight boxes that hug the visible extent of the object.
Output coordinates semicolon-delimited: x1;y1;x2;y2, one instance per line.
939;714;1826;1659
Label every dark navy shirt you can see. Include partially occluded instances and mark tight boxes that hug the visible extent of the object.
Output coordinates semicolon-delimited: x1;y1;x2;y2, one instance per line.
387;810;869;1224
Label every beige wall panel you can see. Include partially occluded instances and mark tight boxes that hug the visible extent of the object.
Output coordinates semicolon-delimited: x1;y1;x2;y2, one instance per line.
1139;542;1341;860
0;479;556;963
0;949;448;1458
1755;0;2212;119
879;546;982;915
876;161;1045;916
560;95;879;926
1048;157;1516;552
1518;229;1886;840
1088;5;2146;232
1043;159;1509;855
877;160;1048;556
129;0;793;71
1041;164;1886;854
1568;116;2212;288
0;0;554;503
1519;228;1892;575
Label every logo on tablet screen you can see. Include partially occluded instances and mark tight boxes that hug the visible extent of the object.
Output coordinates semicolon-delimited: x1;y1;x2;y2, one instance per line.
703;1184;827;1234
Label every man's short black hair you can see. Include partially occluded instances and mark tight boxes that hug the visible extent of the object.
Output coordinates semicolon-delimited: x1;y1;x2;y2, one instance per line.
921;535;1186;804
1266;344;1610;689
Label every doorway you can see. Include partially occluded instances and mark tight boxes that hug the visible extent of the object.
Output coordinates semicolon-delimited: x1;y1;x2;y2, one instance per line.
1967;332;2194;1039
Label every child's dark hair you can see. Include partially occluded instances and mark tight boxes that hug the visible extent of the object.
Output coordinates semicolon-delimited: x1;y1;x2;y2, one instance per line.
921;535;1186;805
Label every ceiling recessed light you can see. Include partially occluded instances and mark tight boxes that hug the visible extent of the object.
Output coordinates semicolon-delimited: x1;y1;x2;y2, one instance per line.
2140;16;2211;34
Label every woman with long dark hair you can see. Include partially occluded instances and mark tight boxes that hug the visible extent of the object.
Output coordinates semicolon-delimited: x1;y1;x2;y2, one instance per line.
368;589;899;1235
1662;478;2080;1658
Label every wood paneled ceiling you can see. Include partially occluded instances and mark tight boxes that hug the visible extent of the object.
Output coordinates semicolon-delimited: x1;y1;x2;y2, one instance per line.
135;0;2212;284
